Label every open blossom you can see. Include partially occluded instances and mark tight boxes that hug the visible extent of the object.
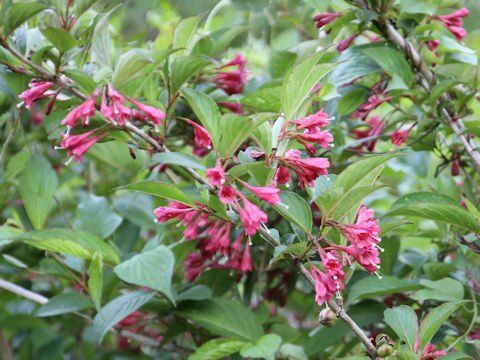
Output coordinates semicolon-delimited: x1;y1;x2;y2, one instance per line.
154;201;196;223
61;93;98;128
280;150;330;189
100;85;131;125
351;115;385;152
19;80;55;109
219;186;236;204
235;193;267;236
291;111;330;131
239;180;281;205
321;251;345;292
184;119;212;148
310;264;336;305
240;238;253;272
437;8;469;42
214;54;247;95
287;111;333;154
206;166;225;186
127;96;165;125
415;337;447;360
313;12;342;28
391;122;417;146
61;129;108;162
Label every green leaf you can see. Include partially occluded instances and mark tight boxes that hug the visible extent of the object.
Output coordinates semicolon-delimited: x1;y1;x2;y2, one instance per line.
274;191;312;234
16;228;120;265
182;88;221;148
170;56;211;96
150;152;206;170
387;192;480;235
363;46;412;84
412;278;464;302
252;122;274;156
241;86;282;112
423;263;457;281
418;301;465;353
41;27;77;53
172;14;203;58
88;252;103;310
176;285;212;302
188;339;245;360
218;113;257;158
19;154;58;230
240;334;282;360
63;69;97;94
73;194;122;240
74;0;99;17
112;49;152;88
88;140;149;173
384;306;418;351
307;174;336;200
114;245;175;304
93;290;155;341
337;88;366;116
176;298;263;342
278;344;308;360
115;180;194;206
282;52;337;121
3;3;48;35
429;79;462;105
330;184;386;221
91;5;120;68
437;353;473;360
5;151;30;182
36;293;93;317
397;351;420;360
270;51;297;79
347;276;423;304
399;0;437;15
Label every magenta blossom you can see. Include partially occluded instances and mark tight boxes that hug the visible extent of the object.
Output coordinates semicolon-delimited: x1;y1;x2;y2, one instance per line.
61;93;98;128
351;115;385;152
415;336;447;360
313;12;342;28
240;238;253;272
219;186;236;204
206;166;225;186
391;122;417;146
239;181;281;206
337;33;358;52
291;111;330;131
214;54;248;95
184;118;212;148
61;129;108;162
280;151;330;189
310;264;336;305
437;8;469;41
19;80;55;109
127;96;165;125
235;193;268;236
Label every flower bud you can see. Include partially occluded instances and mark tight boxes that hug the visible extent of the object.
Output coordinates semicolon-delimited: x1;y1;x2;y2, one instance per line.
377;343;394;357
319;308;337;327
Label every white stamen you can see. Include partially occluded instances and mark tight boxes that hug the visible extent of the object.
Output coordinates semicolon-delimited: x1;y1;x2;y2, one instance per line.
248;239;252;246
329;143;335;148
207;146;212;149
374;271;382;279
154;219;159;223
326;177;330;181
220;179;225;184
286;183;290;188
54;146;62;150
17;101;24;108
66;126;72;136
65;156;74;166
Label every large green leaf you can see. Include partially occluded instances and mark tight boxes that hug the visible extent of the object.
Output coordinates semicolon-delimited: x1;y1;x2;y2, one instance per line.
36;293;93;317
274;192;312;235
412;278;464;302
88;252;103;310
88;141;149;173
150;152;206;171
330;184;386;221
93;290;155;341
74;0;99;17
3;3;48;35
170;56;211;96
387;192;480;235
337;88;366;116
172;14;203;58
115;180;194;206
182;88;221;147
176;298;263;342
73;194;123;239
240;334;282;360
41;27;77;53
363;46;412;84
347;276;423;304
282;52;337;121
19;154;58;230
241;86;282;112
218;113;260;158
384;306;418;352
418;301;465;353
188;339;246;360
91;5;120;68
112;49;152;88
16;229;120;265
114;245;175;304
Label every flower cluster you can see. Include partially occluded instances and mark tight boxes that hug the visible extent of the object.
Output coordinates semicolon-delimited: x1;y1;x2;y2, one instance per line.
287;110;334;154
18;80;55;109
352;94;393;121
391;122;417;146
214;54;247;96
310;251;346;305
436;8;469;42
351;116;385;151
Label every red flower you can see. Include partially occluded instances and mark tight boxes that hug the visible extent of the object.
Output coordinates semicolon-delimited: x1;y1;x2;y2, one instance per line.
61;129;108;162
427;40;440;56
351;115;385;151
206;166;225;186
61;93;98;128
218;102;243;114
352;95;393;120
415;337;448;360
291;111;330;131
310;264;336;305
184;253;207;282
240;238;253;272
219;186;236;204
313;12;342;28
184;118;212;148
280;150;330;189
391;122;417;146
275;166;291;185
451;152;460;176
19;80;54;109
337;33;358;52
127;96;165;125
214;54;248;95
153;201;195;223
235;193;268;236
240;180;281;205
437;8;469;42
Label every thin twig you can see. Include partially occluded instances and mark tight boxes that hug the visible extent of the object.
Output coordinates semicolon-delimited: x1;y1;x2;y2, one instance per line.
0;118;17;167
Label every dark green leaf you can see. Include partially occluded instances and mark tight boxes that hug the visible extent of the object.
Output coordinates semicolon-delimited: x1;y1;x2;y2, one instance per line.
423;263;457;281
112;49;152;88
150;152;206;171
274;192;312;234
36;293;93;317
3;3;48;35
241;86;282;112
88;252;103;310
19;154;58;230
115;180;194;206
114;245;175;304
240;334;282;360
170;56;211;95
93;290;155;341
384;305;418;351
363;46;412;84
412;278;464;302
41;27;77;53
337;88;366;116
188;339;245;360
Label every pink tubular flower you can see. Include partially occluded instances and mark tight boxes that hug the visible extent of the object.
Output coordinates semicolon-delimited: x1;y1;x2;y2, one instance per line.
153;201;195;223
235;193;267;236
228;232;244;269
183;118;212;148
239;180;281;206
214;54;247;95
62;93;97;128
351;115;385;152
337;33;358;52
391;122;417;146
61;129;108;162
293;130;334;150
427;40;440;57
291;111;330;131
19;80;55;109
321;251;345;292
310;264;336;305
240;238;253;272
205;222;231;255
313;12;342;28
352;95;393;120
218;102;243;114
287;112;333;153
184;253;208;282
275;166;291;185
219;186;236;204
281;153;330;189
415;337;447;360
437;8;469;42
206;166;225;186
126;96;165;125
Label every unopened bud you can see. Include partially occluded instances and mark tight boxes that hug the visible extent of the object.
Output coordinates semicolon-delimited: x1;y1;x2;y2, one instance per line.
319;308;337;327
377;343;394;357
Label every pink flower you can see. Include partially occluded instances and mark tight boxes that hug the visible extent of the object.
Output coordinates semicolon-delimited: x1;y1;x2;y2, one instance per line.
351;115;385;151
215;54;248;95
293;130;334;150
228;233;244;269
352;95;393;120
427;40;440;56
437;8;469;42
310;264;336;305
415;337;448;360
30;111;44;126
19;80;54;109
321;251;345;292
218;102;243;114
221;54;247;69
313;12;342;28
275;166;291;185
62;94;97;128
184;119;212;148
153;201;195;222
206;166;225;186
337;33;358;52
204;223;231;255
184;253;207;282
240;180;281;205
61;129;108;162
281;154;330;189
240;238;253;272
291;111;330;131
126;96;165;125
391;122;417;146
219;186;236;204
235;193;268;236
